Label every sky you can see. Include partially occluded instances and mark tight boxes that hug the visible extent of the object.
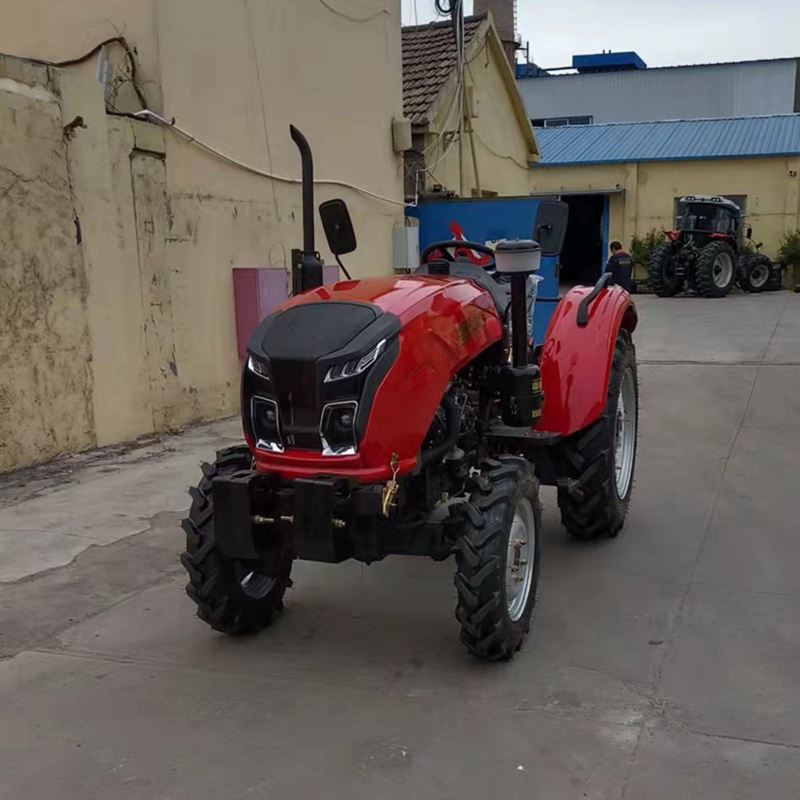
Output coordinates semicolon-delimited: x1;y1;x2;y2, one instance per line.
401;0;800;69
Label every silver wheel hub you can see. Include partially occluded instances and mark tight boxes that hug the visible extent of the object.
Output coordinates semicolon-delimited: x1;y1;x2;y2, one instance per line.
614;368;637;499
712;252;733;288
749;263;769;287
506;498;536;622
240;570;277;599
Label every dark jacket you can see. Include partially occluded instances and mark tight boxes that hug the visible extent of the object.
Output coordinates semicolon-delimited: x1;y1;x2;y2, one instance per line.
607;250;633;291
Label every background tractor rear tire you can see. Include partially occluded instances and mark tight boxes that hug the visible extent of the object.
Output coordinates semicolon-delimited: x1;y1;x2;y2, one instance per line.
556;330;638;539
740;254;772;293
695;241;736;297
766;263;783;291
648;243;683;297
454;457;542;661
180;445;292;635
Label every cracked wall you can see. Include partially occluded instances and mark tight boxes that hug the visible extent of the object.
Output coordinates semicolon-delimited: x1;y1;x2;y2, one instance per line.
0;1;405;473
0;63;95;472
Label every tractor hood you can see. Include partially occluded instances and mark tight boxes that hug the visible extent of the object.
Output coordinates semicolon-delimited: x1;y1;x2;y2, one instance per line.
243;275;503;480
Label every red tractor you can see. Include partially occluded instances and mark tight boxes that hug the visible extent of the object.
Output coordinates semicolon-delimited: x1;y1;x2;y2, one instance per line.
648;195;781;297
180;127;639;660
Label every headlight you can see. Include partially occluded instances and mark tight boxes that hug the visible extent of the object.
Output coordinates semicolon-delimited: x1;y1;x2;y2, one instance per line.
247;355;270;379
252;397;283;453
320;401;358;456
324;339;385;383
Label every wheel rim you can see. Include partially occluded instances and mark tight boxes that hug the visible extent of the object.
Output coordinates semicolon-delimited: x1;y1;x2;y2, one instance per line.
749;262;769;288
239;568;277;600
712;253;733;288
506;498;537;622
614;368;637;499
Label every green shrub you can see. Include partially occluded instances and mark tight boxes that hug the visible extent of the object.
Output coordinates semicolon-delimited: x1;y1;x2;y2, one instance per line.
630;229;665;268
739;239;757;258
778;230;800;266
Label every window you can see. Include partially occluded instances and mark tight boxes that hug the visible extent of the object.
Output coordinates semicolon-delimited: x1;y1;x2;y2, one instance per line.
673;195;747;226
674;197;746;234
531;116;593;128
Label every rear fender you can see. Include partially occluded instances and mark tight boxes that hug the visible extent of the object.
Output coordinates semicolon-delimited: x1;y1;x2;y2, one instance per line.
538;285;637;436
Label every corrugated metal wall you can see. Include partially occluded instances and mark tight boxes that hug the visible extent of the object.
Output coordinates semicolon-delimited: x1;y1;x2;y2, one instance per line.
518;59;798;124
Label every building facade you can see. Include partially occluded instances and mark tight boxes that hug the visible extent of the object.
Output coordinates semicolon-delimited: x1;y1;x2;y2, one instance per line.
528;116;800;285
0;0;405;473
403;14;539;201
518;56;800;126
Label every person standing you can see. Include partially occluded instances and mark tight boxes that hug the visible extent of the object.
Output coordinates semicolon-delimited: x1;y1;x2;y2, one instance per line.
607;241;634;292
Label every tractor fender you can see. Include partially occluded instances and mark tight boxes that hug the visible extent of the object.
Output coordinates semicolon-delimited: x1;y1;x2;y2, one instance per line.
538;285;637;436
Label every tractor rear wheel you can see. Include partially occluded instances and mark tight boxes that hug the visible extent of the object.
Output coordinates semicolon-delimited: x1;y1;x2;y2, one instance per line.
454;457;542;660
180;445;293;635
556;330;638;539
695;241;736;297
740;254;772;293
648;243;682;296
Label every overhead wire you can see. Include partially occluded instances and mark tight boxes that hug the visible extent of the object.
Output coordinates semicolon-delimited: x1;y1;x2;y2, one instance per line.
133;110;412;208
17;35;148;110
473;129;533;172
315;0;396;22
424;2;466;182
419;4;468;160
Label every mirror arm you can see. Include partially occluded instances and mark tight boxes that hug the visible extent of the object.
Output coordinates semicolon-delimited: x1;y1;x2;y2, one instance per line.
335;254;352;281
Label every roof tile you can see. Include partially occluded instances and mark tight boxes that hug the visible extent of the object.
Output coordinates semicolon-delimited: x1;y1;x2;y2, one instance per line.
402;15;485;125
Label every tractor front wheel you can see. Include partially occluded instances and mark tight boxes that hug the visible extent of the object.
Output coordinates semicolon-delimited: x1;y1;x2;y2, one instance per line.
180;446;293;635
740;254;772;293
696;241;736;297
556;330;639;539
454;457;542;660
648;243;682;296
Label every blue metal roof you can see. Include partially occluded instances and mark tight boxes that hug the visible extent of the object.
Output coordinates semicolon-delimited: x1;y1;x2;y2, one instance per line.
535;115;800;166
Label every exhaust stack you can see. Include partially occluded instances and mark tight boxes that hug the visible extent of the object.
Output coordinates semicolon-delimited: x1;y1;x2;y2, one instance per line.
290;125;323;292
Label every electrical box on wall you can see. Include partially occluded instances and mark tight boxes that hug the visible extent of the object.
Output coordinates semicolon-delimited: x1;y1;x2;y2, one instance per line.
392;224;419;271
392;117;412;153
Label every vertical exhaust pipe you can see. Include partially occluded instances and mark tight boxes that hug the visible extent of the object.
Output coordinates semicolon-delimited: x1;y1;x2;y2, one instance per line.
289;125;323;291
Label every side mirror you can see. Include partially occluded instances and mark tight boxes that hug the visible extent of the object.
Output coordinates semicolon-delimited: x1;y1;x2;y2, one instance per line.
746;226;753;239
319;199;357;256
533;200;569;256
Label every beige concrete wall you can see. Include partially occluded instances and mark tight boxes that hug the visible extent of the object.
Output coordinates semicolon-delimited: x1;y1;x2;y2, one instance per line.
529;157;800;259
423;25;535;197
0;0;404;472
0;61;95;472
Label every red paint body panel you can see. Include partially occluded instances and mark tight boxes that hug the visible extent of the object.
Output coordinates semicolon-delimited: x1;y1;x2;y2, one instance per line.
251;276;503;481
538;285;637;436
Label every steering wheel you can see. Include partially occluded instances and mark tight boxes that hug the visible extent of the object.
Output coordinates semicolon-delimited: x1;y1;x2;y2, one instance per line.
420;240;496;270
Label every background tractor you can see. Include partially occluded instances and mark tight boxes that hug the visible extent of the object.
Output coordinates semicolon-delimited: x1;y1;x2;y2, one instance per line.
648;195;780;297
179;126;640;661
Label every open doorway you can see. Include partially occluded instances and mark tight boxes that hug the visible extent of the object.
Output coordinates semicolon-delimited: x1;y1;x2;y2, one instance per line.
559;195;607;288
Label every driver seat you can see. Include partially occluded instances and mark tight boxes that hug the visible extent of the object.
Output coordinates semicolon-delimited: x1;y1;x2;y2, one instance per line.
414;259;511;317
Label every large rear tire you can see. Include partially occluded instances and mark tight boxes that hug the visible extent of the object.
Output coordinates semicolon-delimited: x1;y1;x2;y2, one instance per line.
180;445;293;635
740;254;772;293
556;330;638;539
648;242;682;297
695;241;736;297
454;457;542;660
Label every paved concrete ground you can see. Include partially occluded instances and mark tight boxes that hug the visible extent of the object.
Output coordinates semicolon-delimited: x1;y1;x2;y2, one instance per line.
1;292;799;799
